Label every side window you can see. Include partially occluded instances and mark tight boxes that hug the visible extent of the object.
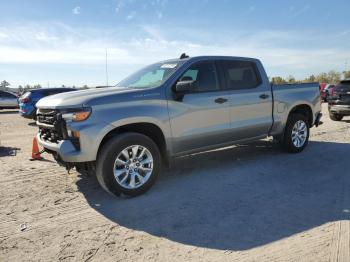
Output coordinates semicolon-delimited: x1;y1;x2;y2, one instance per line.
222;60;261;90
2;92;15;98
180;61;219;92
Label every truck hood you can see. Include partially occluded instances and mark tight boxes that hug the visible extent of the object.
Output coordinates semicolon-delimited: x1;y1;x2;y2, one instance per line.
36;87;140;109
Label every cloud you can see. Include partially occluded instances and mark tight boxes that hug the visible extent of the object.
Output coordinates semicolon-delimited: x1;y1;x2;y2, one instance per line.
291;5;310;17
72;6;81;15
126;11;136;21
0;23;349;81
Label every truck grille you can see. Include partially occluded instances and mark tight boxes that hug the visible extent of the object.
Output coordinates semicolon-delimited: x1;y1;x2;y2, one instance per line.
37;109;58;125
37;109;65;143
36;109;80;150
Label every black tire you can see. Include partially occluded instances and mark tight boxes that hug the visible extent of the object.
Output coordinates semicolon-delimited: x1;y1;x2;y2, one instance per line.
329;112;343;121
282;113;310;153
96;133;161;197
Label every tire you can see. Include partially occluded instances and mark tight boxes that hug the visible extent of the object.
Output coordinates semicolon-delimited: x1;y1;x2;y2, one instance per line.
329;112;343;121
281;113;310;153
96;133;161;197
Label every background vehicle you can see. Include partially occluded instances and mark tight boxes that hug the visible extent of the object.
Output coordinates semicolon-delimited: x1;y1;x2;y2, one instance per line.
320;83;328;101
321;84;335;102
35;56;322;197
0;90;19;109
19;88;76;119
328;79;350;121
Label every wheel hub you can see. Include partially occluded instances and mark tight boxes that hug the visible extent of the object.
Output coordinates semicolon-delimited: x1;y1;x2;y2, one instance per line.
113;145;153;189
291;120;308;148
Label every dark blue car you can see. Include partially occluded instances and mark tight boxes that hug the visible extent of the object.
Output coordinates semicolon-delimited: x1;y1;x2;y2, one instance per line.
19;88;76;119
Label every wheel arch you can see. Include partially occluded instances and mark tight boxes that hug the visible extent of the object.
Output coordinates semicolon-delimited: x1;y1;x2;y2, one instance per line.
287;103;313;127
97;122;169;165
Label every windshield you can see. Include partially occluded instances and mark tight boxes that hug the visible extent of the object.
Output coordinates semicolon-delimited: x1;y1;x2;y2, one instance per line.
116;61;181;89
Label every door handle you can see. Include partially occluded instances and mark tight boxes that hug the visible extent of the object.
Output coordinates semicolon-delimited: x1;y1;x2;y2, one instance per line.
259;94;269;99
214;98;228;104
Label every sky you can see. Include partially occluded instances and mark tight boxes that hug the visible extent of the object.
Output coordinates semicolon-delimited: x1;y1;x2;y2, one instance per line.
0;0;349;88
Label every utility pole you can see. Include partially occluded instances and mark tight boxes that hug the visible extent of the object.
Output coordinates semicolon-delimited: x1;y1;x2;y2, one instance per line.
105;48;109;87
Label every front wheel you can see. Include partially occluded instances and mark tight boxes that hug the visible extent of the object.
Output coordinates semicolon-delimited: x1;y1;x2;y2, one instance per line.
282;114;310;153
96;133;161;197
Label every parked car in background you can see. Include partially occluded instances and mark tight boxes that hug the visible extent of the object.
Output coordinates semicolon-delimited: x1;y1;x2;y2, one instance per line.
0;90;19;109
328;79;350;121
320;83;329;101
35;55;322;197
19;88;76;119
322;84;335;102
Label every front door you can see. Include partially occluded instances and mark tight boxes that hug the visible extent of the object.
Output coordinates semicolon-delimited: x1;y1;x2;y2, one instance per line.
168;60;231;154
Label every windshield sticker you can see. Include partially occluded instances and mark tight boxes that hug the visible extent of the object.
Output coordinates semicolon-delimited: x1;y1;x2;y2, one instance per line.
161;63;177;69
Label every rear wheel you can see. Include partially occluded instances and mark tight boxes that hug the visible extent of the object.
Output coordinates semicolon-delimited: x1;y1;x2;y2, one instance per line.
329;112;343;121
96;133;161;197
282;113;309;153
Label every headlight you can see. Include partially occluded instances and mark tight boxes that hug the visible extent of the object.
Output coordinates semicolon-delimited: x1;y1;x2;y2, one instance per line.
62;108;91;122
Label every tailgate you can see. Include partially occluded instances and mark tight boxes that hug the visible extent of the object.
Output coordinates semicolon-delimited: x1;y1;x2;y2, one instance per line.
330;80;350;105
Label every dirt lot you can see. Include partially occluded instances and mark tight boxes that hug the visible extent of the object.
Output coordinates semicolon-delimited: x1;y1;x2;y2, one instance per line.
1;103;350;262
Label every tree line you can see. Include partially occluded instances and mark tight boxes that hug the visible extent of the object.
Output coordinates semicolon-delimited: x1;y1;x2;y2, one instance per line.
270;70;350;84
0;80;90;94
1;69;350;92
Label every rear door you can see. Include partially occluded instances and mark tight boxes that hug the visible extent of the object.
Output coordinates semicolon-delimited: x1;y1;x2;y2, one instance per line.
168;60;231;154
219;59;273;140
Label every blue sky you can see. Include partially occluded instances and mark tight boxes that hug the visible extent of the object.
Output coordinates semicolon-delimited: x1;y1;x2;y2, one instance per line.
0;0;349;87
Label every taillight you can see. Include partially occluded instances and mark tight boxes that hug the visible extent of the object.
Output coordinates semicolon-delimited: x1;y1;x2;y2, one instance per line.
21;97;30;103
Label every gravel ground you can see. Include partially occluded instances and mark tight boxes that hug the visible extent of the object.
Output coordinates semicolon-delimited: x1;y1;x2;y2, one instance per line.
1;103;350;262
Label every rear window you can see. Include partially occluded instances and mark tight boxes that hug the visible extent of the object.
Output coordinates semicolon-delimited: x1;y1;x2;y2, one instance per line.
221;60;261;90
335;81;350;92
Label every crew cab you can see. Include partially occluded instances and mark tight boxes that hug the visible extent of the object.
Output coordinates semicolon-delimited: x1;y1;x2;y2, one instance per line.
35;55;322;197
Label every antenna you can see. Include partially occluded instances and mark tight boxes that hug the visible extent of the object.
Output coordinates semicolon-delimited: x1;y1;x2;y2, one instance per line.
105;48;109;86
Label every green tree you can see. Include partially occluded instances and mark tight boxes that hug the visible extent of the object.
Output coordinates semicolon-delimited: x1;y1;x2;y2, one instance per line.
343;71;350;79
327;70;341;84
271;76;287;84
316;72;329;83
18;85;24;94
287;75;296;83
303;74;316;83
0;80;10;90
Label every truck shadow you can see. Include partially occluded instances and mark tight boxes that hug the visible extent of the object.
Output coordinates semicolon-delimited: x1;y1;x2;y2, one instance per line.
76;140;350;251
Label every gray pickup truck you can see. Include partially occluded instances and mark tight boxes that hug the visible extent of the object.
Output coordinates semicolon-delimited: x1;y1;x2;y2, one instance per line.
36;55;322;197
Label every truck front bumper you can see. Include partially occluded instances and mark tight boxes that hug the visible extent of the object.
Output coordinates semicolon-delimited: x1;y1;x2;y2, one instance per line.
37;133;91;163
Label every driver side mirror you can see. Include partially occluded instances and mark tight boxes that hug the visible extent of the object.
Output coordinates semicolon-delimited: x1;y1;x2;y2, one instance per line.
174;80;196;93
